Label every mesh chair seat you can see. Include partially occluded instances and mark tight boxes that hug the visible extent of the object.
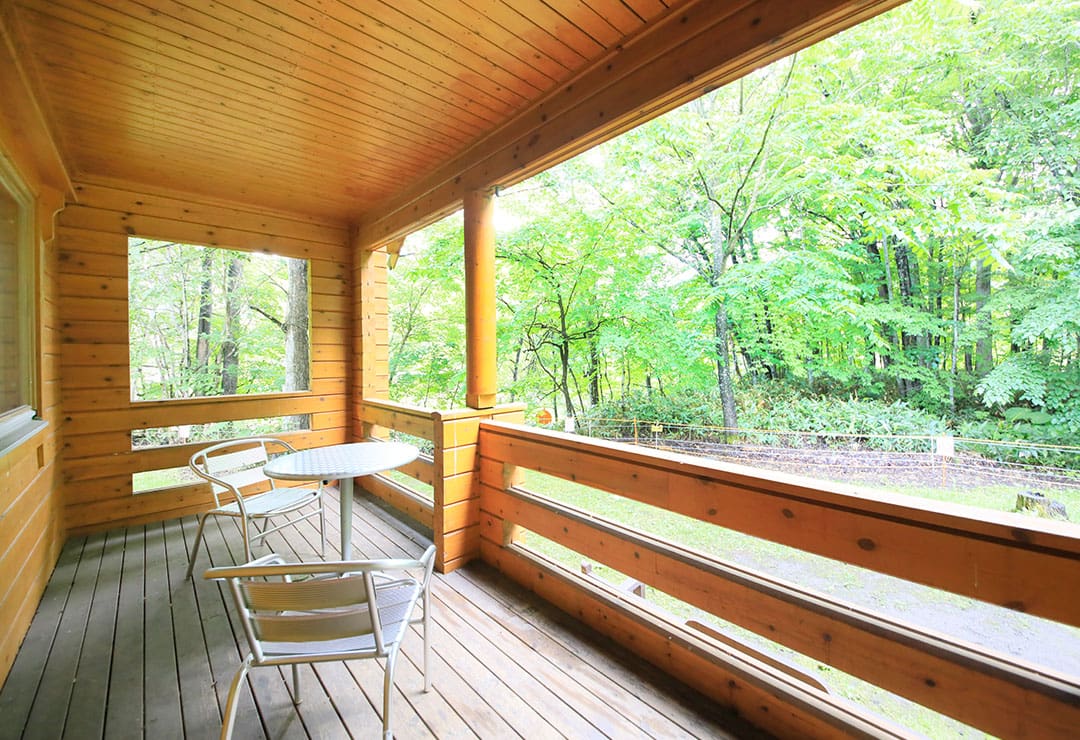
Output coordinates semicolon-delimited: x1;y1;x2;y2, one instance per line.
216;485;321;518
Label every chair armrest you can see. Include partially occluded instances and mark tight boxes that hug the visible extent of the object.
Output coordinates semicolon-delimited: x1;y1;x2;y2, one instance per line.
203;545;437;581
203;552;289;579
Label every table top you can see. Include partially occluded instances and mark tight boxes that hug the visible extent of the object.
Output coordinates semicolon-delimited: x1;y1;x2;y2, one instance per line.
263;441;419;481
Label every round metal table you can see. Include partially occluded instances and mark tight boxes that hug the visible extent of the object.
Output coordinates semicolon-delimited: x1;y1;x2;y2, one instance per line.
263;441;419;558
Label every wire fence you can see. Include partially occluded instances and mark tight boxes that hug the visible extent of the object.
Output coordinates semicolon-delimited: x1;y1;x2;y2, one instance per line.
575;418;1080;506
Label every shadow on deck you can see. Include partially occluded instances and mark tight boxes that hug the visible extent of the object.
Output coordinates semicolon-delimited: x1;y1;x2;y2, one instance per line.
0;489;766;739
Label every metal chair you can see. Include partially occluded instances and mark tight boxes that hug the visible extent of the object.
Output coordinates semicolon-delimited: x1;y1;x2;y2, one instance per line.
185;437;325;579
204;545;437;740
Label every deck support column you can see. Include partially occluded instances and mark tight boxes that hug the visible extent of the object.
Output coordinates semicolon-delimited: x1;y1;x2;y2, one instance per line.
464;188;497;409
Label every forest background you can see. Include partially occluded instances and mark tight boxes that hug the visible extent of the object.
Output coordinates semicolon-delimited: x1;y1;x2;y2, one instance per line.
388;0;1080;451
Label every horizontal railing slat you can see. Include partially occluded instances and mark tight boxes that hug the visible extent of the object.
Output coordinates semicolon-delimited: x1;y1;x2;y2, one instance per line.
479;421;1080;627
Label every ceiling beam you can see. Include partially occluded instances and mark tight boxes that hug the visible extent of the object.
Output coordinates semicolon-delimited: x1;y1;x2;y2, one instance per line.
353;0;907;251
0;3;74;199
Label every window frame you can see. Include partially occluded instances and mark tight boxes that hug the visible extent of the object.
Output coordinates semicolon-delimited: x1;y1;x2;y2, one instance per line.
0;150;44;456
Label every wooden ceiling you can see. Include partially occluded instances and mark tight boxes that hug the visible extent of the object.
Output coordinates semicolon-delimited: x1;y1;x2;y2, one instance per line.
6;0;676;222
4;0;905;239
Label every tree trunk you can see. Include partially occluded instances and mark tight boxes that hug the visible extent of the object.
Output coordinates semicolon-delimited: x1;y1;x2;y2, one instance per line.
220;258;243;395
865;240;895;371
893;240;922;396
284;258;310;429
588;336;601;406
714;300;738;430
195;250;214;371
975;260;993;375
558;339;575;419
950;263;961;412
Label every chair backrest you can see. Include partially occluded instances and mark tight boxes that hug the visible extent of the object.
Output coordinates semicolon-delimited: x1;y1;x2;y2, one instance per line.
207;547;436;664
190;437;293;508
234;570;384;661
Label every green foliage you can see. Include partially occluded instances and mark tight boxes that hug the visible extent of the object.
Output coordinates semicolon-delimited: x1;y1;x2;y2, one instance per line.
386;0;1080;447
738;384;947;440
128;240;307;401
387;215;468;408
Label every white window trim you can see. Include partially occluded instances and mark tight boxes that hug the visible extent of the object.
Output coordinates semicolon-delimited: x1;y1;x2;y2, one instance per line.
0;150;43;459
0;405;45;457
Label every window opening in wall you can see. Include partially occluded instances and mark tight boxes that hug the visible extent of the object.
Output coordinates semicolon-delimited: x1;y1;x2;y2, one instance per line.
131;416;312;450
132;465;200;493
128;238;311;402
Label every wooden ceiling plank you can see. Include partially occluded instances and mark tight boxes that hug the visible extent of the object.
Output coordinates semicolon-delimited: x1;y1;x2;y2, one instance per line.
45;96;404;184
542;0;626;47
486;0;608;57
34;0;495;136
62;143;380;215
619;0;671;22
52;115;406;196
410;0;574;83
355;0;907;248
20;1;487;149
368;0;561;91
76;172;351;232
579;0;646;35
34;51;450;178
295;0;546;104
455;0;591;71
217;0;524;114
55;127;399;210
0;4;74;194
24;20;465;159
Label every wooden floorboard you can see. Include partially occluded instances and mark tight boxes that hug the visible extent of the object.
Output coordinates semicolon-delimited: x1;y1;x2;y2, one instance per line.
105;525;146;739
0;488;763;739
64;528;122;739
0;538;84;740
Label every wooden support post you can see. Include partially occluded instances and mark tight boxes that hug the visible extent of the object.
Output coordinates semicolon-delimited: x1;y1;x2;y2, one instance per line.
464;189;496;409
355;246;389;439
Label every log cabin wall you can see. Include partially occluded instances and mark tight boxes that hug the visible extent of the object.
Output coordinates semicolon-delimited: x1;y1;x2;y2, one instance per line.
0;27;67;686
56;183;352;534
0;194;63;688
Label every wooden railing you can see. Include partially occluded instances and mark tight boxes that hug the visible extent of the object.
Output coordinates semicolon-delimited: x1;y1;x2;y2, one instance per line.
476;421;1080;739
356;398;524;572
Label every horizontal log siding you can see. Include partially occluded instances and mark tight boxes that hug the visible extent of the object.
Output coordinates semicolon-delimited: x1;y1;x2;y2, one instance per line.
58;182;350;533
0;187;66;687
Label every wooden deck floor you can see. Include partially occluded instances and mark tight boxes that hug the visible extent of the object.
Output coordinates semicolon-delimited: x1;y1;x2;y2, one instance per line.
0;490;762;739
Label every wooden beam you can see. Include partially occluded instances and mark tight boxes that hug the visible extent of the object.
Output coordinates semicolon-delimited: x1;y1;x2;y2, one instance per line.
353;0;906;249
0;3;74;198
463;189;496;409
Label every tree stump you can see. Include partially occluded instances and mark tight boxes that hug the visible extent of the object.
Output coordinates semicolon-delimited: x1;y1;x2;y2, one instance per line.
1015;491;1070;521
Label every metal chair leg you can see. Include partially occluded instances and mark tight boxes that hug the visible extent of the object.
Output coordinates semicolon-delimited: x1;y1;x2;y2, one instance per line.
220;654;253;740
185;514;210;580
319;495;326;558
383;649;397;740
291;664;301;704
422;589;431;692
